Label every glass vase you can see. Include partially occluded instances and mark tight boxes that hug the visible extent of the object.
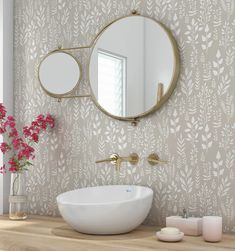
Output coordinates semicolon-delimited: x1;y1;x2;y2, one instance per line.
9;172;28;220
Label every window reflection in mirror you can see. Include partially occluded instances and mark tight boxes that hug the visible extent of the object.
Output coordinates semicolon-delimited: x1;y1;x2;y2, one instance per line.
98;50;126;116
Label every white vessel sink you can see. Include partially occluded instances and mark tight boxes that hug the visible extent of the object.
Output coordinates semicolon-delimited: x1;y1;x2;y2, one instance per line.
56;185;153;235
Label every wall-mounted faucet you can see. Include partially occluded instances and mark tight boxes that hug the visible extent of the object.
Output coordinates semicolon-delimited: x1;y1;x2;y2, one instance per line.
147;153;168;165
96;153;139;171
96;152;167;170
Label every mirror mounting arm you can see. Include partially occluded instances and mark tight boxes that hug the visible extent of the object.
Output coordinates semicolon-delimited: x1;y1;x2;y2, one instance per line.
56;44;92;52
57;95;91;102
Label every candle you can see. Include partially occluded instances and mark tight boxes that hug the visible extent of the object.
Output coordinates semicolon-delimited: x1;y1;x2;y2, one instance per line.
202;216;222;242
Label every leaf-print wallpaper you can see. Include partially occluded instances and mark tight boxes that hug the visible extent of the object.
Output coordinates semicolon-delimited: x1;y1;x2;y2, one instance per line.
14;0;235;232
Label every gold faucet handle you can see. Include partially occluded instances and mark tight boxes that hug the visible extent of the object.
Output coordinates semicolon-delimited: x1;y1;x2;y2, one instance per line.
115;153;139;171
147;153;168;166
119;153;139;165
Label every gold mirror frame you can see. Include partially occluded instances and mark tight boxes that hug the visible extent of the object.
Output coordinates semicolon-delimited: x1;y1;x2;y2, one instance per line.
38;50;82;98
38;11;180;124
88;13;180;122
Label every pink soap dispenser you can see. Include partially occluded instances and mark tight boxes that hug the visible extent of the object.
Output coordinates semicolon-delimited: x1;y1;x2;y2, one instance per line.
166;209;202;236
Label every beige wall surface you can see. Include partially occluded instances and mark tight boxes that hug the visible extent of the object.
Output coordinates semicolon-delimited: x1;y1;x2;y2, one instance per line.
14;0;235;232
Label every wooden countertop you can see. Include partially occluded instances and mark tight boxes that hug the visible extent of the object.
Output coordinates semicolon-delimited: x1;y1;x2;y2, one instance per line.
0;215;234;251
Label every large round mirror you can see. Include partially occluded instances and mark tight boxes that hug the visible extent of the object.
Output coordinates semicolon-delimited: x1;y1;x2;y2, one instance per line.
39;51;81;97
89;15;179;120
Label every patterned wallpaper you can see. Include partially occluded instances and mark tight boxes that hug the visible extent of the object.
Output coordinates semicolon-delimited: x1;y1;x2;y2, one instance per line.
14;0;235;232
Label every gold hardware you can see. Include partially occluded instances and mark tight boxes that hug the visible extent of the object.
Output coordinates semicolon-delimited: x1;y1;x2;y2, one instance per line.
95;153;119;165
39;12;180;124
157;83;164;103
131;10;139;15
58;44;93;51
120;153;139;165
130;118;140;126
96;153;139;171
57;94;91;100
147;153;168;166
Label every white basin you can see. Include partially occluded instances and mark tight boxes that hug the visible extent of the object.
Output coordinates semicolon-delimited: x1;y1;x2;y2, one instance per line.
56;185;153;235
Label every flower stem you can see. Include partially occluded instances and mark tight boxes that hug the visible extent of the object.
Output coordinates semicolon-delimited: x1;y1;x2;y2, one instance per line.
12;172;19;196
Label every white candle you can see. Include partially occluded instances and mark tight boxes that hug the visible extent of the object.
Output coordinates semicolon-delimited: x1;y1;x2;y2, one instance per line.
203;216;222;242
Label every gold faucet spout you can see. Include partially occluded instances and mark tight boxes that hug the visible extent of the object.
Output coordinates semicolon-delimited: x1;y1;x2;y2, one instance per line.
95;158;112;163
96;153;139;170
95;157;116;164
95;154;119;165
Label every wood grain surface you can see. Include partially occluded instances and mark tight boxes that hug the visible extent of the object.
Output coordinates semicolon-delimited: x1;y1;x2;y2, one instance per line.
0;216;234;251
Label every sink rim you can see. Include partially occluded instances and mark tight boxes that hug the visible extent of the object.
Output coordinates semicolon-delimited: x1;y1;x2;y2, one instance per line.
56;185;153;206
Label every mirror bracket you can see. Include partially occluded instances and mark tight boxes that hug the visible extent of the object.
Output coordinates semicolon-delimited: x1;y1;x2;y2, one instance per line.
56;44;92;52
131;10;139;15
57;95;91;102
129;118;140;127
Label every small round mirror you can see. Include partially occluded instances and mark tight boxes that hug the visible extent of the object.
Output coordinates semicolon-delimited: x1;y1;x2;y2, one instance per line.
89;15;179;120
39;51;81;97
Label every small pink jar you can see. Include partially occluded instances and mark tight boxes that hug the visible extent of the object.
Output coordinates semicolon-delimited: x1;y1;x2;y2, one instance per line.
202;216;222;242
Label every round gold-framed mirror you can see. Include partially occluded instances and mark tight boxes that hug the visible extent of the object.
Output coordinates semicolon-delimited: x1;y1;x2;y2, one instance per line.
89;14;180;121
38;50;82;98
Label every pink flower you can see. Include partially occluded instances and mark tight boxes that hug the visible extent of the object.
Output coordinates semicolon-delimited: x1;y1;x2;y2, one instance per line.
12;138;22;150
46;114;55;128
0;142;11;153
0;104;55;174
32;121;39;127
4;117;15;129
31;133;39;142
36;115;47;130
0;104;6;120
0;164;6;174
0;126;6;134
34;127;40;134
8;158;18;172
19;142;35;160
9;128;18;138
7;116;15;121
36;114;44;121
23;126;31;138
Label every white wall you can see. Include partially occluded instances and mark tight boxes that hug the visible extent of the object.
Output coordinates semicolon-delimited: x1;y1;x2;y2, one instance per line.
0;0;13;214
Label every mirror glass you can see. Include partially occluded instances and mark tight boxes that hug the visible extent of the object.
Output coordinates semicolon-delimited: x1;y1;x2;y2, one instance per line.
39;51;81;97
89;15;179;119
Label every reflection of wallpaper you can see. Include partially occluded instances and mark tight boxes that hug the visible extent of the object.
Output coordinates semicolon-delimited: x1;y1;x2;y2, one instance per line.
14;0;235;232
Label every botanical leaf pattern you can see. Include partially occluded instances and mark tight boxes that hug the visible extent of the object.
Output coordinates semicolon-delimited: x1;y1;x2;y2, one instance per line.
14;0;235;232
